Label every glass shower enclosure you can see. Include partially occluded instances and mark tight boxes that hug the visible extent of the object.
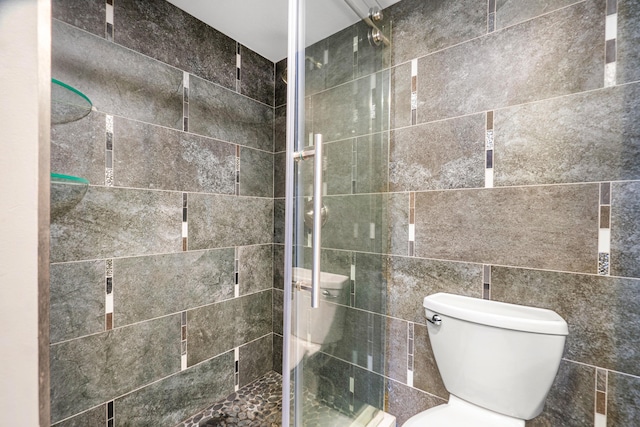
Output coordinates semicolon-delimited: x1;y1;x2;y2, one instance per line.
282;0;396;424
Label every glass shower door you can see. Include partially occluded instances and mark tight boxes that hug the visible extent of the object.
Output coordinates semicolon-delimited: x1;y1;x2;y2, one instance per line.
282;0;394;425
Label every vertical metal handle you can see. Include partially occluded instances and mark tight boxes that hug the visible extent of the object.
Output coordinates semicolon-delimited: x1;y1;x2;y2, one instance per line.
311;133;323;308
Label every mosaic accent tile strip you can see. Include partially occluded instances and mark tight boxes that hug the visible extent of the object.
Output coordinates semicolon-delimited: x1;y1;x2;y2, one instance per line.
599;183;611;275
234;247;240;298
235;146;240;196
182;193;188;252
105;0;114;41
234;347;240;391
107;400;114;427
407;322;415;387
181;311;187;371
488;0;496;33
485;111;494;188
105;261;113;331
595;367;608;424
483;264;491;299
105;115;114;187
236;44;241;93
350;252;356;307
183;72;190;132
408;192;415;256
351;139;357;194
605;6;618;87
410;59;418;125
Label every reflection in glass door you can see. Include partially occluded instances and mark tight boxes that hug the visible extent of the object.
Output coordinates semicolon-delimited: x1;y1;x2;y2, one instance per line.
283;0;396;425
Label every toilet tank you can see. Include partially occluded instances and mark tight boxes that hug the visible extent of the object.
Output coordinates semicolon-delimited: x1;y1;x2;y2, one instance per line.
293;268;349;345
423;293;568;420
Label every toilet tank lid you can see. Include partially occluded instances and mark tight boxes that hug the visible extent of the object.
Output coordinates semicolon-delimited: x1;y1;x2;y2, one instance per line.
423;293;568;335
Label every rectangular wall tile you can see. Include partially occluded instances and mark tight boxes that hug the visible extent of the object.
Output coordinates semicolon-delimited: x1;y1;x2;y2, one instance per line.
51;110;106;186
312;70;389;143
189;75;274;151
607;371;640;426
527;361;595;427
116;351;234;426
52;1;105;38
50;315;181;423
611;181;640;278
114;249;235;327
390;114;485;191
273;334;283;375
413;323;448;399
496;0;579;30
387;0;488;65
114;0;236;90
385;378;445;426
114;117;236;194
417;0;604;123
356;132;390;194
273;152;286;198
390;62;412;130
386;256;482;324
491;267;640;377
187;290;272;366
322;193;407;255
273;288;283;336
495;83;640;186
385;317;409;384
239;334;273;387
50;186;182;263
273;198;285;245
188;193;273;250
52;21;183;130
617;0;640;84
415;185;599;273
238;244;273;295
274;105;287;153
275;59;287;108
240;147;274;198
50;260;105;343
240;45;275;106
51;404;106;427
273;244;285;290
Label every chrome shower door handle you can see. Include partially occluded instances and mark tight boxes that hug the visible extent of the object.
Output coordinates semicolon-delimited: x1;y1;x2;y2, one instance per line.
311;133;323;308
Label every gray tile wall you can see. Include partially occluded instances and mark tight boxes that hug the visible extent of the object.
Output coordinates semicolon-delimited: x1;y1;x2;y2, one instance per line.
50;0;276;424
274;0;640;424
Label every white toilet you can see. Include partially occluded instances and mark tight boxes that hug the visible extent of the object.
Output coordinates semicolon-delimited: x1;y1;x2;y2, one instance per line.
290;267;349;367
403;293;569;427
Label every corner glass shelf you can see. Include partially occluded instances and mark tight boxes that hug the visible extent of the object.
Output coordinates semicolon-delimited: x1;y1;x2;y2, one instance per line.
50;173;89;218
51;78;94;124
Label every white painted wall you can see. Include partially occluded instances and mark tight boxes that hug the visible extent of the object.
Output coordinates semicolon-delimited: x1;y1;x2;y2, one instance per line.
0;0;51;424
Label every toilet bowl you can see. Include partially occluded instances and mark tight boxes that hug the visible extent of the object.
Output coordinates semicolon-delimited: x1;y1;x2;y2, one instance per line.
403;293;568;426
290;267;349;367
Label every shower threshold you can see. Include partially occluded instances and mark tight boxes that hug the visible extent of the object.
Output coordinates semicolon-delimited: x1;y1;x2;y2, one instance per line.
178;371;396;427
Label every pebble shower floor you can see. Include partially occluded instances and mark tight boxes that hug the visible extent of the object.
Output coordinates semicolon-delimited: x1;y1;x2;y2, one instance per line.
177;370;367;427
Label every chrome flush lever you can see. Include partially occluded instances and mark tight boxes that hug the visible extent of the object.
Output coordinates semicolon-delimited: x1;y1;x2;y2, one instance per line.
427;314;442;326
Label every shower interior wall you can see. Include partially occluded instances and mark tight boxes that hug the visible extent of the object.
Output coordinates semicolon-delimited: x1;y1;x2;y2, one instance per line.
49;0;275;424
48;0;640;425
273;0;640;425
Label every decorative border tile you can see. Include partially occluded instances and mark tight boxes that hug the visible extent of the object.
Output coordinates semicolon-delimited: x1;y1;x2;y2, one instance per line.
595;368;608;426
605;4;618;87
105;260;113;330
409;192;415;256
407;322;414;387
183;72;190;132
598;183;611;275
410;59;418;125
105;0;114;41
181;311;188;371
182;193;188;251
488;0;496;33
105;115;114;187
483;264;491;299
485;111;494;188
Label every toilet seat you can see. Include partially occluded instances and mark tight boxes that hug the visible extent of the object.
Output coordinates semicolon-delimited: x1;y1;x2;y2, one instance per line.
402;396;524;427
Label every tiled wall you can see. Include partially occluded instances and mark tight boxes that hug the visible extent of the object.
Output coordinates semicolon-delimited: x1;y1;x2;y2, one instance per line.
49;0;275;425
275;0;640;425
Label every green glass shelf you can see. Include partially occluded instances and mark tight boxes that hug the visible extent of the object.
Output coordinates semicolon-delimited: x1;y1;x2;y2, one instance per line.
50;172;89;218
51;78;94;124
